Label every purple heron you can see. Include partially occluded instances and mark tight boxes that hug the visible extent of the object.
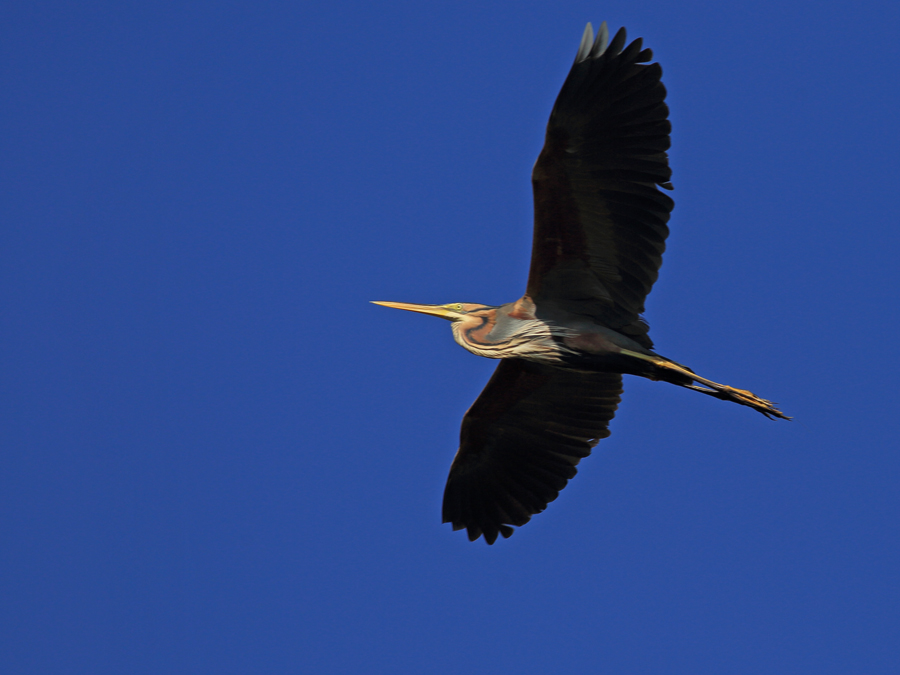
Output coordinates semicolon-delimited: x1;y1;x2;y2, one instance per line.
374;22;788;545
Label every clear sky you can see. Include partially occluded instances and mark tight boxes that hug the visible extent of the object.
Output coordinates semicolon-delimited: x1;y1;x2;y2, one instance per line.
3;1;899;673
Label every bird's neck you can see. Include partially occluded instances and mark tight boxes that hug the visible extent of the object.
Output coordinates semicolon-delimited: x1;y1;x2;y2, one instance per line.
450;302;573;365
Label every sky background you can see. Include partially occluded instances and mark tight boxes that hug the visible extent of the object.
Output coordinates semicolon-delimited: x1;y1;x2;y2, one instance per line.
2;1;899;673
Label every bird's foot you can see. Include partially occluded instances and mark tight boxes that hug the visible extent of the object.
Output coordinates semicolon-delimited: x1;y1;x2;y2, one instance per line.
685;383;790;420
621;350;791;420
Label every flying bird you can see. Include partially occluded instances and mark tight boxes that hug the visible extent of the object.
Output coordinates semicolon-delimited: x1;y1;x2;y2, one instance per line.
374;22;788;545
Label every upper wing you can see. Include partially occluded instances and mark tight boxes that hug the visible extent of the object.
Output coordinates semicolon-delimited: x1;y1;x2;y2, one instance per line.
528;23;673;348
442;359;622;544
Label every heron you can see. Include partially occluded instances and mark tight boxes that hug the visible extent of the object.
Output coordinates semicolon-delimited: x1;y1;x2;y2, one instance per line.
374;22;788;545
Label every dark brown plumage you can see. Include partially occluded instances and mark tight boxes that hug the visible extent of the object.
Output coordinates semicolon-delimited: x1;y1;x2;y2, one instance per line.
374;23;787;545
443;360;622;544
529;24;672;349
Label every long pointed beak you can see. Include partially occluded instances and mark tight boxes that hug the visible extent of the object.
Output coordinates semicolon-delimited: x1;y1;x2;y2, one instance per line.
371;301;461;321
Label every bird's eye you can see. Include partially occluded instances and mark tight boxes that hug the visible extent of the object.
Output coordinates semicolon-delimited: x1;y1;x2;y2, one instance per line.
455;304;464;311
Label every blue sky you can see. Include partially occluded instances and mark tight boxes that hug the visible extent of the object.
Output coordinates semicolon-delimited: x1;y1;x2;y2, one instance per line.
2;1;899;673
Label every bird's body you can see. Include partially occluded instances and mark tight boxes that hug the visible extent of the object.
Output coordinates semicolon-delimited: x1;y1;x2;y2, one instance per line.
374;22;788;545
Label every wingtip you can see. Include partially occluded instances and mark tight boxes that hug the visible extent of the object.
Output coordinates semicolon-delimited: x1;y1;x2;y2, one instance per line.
592;21;609;58
576;21;612;63
575;22;594;63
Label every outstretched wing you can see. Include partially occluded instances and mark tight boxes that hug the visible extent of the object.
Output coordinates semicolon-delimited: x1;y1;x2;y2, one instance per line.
528;23;673;348
442;359;622;544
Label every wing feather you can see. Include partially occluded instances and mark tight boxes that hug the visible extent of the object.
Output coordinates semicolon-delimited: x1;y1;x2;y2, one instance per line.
528;25;674;348
442;359;622;544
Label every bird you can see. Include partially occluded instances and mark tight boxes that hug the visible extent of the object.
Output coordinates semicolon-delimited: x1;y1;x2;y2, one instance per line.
373;22;788;545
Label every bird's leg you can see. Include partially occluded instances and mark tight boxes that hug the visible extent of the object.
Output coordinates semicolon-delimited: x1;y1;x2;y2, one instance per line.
620;350;791;420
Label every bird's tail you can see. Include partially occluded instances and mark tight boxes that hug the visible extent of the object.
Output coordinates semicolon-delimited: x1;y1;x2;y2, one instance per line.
621;349;790;420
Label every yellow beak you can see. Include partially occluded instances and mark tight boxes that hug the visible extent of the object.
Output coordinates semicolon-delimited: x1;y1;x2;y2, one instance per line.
371;301;462;321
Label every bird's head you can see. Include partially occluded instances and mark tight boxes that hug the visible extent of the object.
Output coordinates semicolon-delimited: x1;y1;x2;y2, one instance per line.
371;301;500;355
